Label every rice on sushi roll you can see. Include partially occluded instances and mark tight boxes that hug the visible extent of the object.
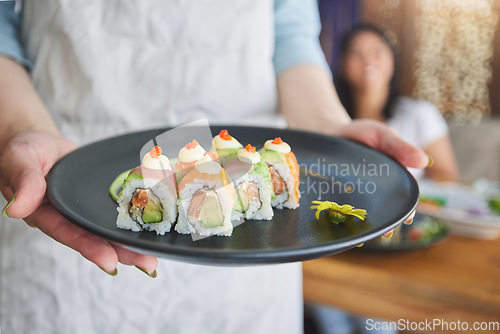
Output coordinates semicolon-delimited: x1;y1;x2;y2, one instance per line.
176;153;236;236
259;137;300;209
223;144;273;220
116;146;178;235
210;129;243;161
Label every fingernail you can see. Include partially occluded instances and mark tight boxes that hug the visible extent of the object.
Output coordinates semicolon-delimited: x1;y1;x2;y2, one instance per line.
426;154;434;168
404;218;414;225
2;192;17;218
383;231;393;239
135;266;157;278
99;266;118;276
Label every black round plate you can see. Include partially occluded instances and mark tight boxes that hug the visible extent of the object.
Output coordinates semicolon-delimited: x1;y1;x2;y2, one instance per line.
46;126;419;266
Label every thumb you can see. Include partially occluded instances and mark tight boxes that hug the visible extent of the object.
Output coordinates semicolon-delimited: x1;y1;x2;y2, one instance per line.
1;146;47;218
379;128;429;169
1;132;76;219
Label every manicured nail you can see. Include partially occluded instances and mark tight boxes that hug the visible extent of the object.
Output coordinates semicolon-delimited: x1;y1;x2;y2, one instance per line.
355;243;364;248
382;231;393;239
404;218;414;225
2;192;17;218
99;266;118;276
426;154;434;168
135;266;157;278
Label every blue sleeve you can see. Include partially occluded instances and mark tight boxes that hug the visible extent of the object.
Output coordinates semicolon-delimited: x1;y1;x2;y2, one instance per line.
0;1;30;68
273;0;330;76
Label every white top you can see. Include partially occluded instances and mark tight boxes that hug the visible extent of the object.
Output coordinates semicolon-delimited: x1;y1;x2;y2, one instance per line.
387;97;449;180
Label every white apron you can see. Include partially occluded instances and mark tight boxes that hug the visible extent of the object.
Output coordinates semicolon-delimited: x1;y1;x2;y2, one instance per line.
0;1;300;333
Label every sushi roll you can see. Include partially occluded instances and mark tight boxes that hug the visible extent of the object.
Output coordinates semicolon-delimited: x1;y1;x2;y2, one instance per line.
116;146;178;235
210;129;243;161
175;139;206;181
176;153;236;236
259;137;300;209
223;144;273;220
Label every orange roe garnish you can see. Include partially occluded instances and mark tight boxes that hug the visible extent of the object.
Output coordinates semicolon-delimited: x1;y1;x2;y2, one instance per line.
245;144;256;153
204;152;218;161
150;145;162;159
185;139;199;150
219;130;232;141
272;137;284;145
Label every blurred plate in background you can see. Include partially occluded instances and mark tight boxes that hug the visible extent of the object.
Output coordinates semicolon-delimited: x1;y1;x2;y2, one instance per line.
418;179;500;239
362;213;449;251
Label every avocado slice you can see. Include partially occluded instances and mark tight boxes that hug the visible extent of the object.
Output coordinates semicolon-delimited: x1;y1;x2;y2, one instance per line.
198;191;225;228
234;196;245;213
253;159;272;180
259;149;286;164
142;199;163;223
217;147;241;158
238;186;251;212
236;181;254;212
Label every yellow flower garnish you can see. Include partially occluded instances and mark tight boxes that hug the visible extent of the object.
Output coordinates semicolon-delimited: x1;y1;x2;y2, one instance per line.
310;200;367;223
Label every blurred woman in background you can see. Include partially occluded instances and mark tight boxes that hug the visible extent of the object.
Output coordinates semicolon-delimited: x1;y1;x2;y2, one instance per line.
335;23;459;182
305;23;459;334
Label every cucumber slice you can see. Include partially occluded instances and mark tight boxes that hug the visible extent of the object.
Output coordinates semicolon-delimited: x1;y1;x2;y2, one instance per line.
109;169;132;202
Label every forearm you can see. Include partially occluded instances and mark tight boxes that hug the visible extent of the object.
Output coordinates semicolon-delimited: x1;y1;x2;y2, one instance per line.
277;64;351;134
0;56;59;148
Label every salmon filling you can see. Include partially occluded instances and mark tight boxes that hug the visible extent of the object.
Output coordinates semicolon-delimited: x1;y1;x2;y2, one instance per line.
237;181;262;216
129;188;163;224
268;166;287;195
187;188;225;228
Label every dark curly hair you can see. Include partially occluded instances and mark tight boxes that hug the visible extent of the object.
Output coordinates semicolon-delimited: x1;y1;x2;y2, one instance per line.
334;23;400;120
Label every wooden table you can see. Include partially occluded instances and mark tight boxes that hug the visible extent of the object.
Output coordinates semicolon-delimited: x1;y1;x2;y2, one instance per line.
303;236;500;333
